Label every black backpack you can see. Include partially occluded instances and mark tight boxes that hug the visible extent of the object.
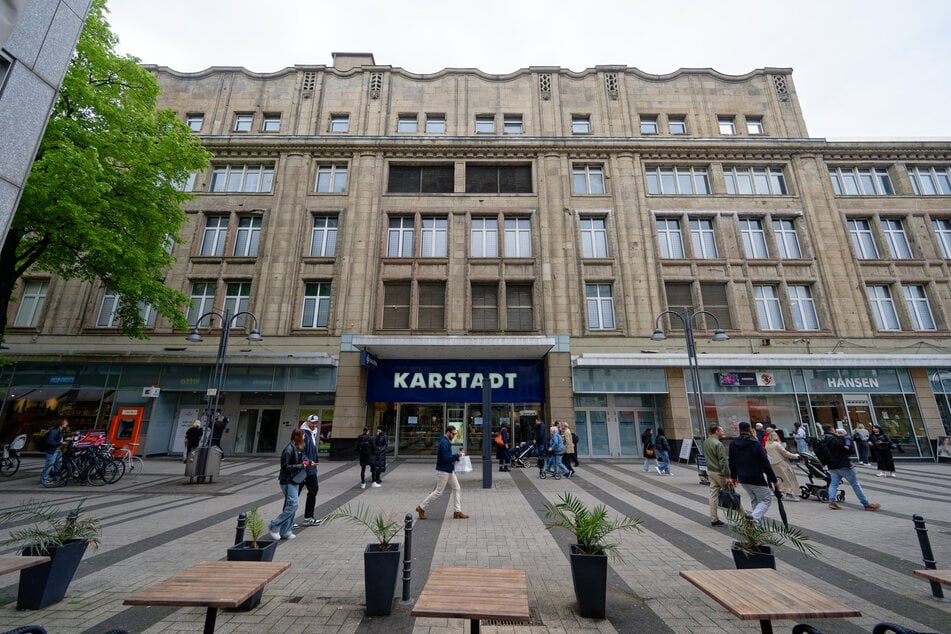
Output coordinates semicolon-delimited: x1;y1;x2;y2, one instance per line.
813;435;841;468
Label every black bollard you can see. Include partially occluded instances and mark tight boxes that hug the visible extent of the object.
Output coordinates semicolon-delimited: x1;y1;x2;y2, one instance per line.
912;514;944;600
235;512;247;546
400;512;414;605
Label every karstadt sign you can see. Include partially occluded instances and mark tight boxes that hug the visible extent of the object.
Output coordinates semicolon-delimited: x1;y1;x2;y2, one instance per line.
367;359;544;402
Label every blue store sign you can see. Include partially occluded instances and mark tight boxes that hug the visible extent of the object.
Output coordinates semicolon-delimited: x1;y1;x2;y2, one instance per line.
366;359;544;403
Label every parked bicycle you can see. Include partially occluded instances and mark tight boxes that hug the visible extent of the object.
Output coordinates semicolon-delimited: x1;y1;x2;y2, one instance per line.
42;442;116;487
111;443;143;478
1;434;26;477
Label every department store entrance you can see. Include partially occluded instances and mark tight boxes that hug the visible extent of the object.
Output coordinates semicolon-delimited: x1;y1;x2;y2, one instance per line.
574;395;658;457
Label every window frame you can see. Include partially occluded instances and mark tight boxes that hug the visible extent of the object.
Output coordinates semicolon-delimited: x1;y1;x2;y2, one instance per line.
503;217;532;258
233;113;253;132
505;283;534;331
933;219;951;258
475;115;495;134
723;166;788;195
261;114;281;132
789;285;820;331
848;218;880;259
209;164;274;193
689;217;718;259
829;167;895;196
309;215;338;257
425;114;446;133
908;166;951;196
420;217;448;257
233;216;262;257
580;216;609;258
329;114;350;133
386;216;415;258
585;283;616;330
199;215;229;256
718;116;736;135
754;285;785;330
772;219;803;259
881;218;912;259
301;281;332;328
470;217;499;258
382;282;411;329
223;281;252;327
571;115;591;134
503;114;524;134
668;116;687;135
745;116;764;135
655;217;685;259
639;115;658;135
186;113;204;132
13;279;49;328
471;283;499;331
903;284;936;331
740;218;770;258
645;166;711;195
417;281;446;330
315;163;348;193
397;114;418;133
867;285;900;331
572;164;606;195
187;282;217;327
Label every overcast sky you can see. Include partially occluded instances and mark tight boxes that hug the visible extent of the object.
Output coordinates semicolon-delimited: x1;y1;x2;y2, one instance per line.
107;0;951;140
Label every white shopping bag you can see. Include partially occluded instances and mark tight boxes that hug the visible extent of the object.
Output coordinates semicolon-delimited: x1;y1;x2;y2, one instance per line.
456;455;473;473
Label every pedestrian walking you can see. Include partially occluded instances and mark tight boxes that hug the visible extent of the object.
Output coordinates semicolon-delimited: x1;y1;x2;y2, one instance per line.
765;429;801;501
268;428;308;541
793;422;808;454
641;428;657;473
298;416;321;525
533;419;547;476
852;423;871;465
559;422;576;476
702;424;739;526
816;424;881;511
370;425;387;487
546;425;571;477
728;421;780;524
210;414;228;451
356;427;372;488
415;425;468;520
654;428;672;475
495;423;511;472
41;418;68;485
869;424;897;477
184;420;203;462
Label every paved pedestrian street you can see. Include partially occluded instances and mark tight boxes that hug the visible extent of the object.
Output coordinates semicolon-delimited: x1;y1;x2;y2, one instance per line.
0;456;948;633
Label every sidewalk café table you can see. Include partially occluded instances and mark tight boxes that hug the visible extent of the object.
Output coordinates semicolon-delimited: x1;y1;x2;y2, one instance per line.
0;555;51;577
680;568;860;634
412;566;529;633
913;569;951;601
124;561;290;634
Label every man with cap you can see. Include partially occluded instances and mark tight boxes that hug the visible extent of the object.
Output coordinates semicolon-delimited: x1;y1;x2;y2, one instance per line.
728;421;780;524
298;415;322;525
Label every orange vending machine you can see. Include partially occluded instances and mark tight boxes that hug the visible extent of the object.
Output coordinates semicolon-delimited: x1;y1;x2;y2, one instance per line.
108;407;145;454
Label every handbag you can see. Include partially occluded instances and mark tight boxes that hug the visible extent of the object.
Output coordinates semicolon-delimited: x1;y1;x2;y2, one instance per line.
290;468;306;484
456;455;473;473
645;447;654;457
717;486;741;511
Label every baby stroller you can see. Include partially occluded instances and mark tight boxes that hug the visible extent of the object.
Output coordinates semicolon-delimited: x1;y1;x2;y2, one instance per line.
510;442;536;469
796;451;845;502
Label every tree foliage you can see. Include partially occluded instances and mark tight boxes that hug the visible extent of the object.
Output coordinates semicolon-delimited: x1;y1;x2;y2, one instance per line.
0;0;210;342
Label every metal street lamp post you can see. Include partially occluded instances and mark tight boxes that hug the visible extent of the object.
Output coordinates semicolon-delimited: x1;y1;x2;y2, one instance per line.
651;307;728;439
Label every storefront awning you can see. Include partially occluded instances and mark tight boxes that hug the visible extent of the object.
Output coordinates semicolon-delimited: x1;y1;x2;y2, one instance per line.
573;352;951;368
348;335;557;360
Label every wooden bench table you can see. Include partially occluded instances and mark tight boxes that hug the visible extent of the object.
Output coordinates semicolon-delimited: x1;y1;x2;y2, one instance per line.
913;569;951;601
412;567;529;633
681;568;860;634
124;561;290;633
0;555;51;576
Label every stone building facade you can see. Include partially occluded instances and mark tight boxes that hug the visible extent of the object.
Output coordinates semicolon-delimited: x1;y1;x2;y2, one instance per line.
3;52;950;461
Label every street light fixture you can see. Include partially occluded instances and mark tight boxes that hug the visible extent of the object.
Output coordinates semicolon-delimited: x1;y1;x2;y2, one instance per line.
652;307;728;439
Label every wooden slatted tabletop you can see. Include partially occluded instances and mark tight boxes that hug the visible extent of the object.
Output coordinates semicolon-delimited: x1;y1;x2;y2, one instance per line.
0;555;51;576
413;567;529;632
914;569;951;585
681;569;860;634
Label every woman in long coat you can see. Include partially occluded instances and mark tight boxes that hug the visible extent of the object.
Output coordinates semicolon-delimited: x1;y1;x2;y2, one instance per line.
765;429;801;500
369;425;387;487
869;424;896;477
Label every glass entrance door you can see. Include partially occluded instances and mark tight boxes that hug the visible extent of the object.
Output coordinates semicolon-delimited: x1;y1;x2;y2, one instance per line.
234;408;281;454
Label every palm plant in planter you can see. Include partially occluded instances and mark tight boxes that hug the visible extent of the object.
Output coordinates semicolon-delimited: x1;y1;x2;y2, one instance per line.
726;509;819;569
323;503;403;616
542;492;642;618
226;507;277;611
0;499;101;610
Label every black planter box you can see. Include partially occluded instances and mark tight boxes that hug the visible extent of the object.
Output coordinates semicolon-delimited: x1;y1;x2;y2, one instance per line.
226;539;278;610
364;543;401;616
731;543;775;569
569;545;608;618
18;539;88;610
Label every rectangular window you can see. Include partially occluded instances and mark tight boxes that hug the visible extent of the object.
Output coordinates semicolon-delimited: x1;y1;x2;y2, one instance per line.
388;164;454;193
746;116;764;135
908;166;951;195
754;285;785;330
387;217;415;257
420;217;448;257
572;164;605;195
187;282;217;327
586;284;615;330
572;115;591;134
903;285;936;331
664;282;693;317
200;216;229;256
417;282;446;330
261;114;281;132
668;116;687;135
224;282;251;327
503;115;523;134
465;164;532;194
882;219;912;259
580;217;609;258
848;219;879;259
645;166;710;195
933;219;951;258
209;165;274;193
397;114;418;133
718;116;736;135
700;283;732;329
740;218;769;258
640;115;658;134
97;289;120;327
315;164;348;193
506;284;534;331
475;115;495;134
471;283;499;330
504;218;532;257
772;219;802;259
186;113;203;132
173;172;197;192
724;167;788;195
13;280;49;327
470;218;499;257
867;285;900;331
234;216;262;257
829;167;895;195
310;216;338;257
301;282;331;328
789;285;819;330
656;218;685;258
330;114;350;133
425;114;446;133
233;113;253;132
690;218;718;259
382;282;411;329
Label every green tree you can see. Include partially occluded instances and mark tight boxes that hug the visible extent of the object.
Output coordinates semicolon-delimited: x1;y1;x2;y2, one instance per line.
0;0;210;343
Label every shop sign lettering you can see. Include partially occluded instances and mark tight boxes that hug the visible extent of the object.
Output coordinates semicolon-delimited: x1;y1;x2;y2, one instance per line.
393;372;518;390
826;377;879;389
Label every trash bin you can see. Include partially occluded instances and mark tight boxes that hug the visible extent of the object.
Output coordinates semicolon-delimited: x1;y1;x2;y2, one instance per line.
184;446;223;483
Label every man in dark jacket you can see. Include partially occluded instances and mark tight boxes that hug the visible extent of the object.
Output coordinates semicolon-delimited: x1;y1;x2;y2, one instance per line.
728;421;779;524
41;418;68;484
817;425;881;512
298;415;321;525
416;425;468;519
